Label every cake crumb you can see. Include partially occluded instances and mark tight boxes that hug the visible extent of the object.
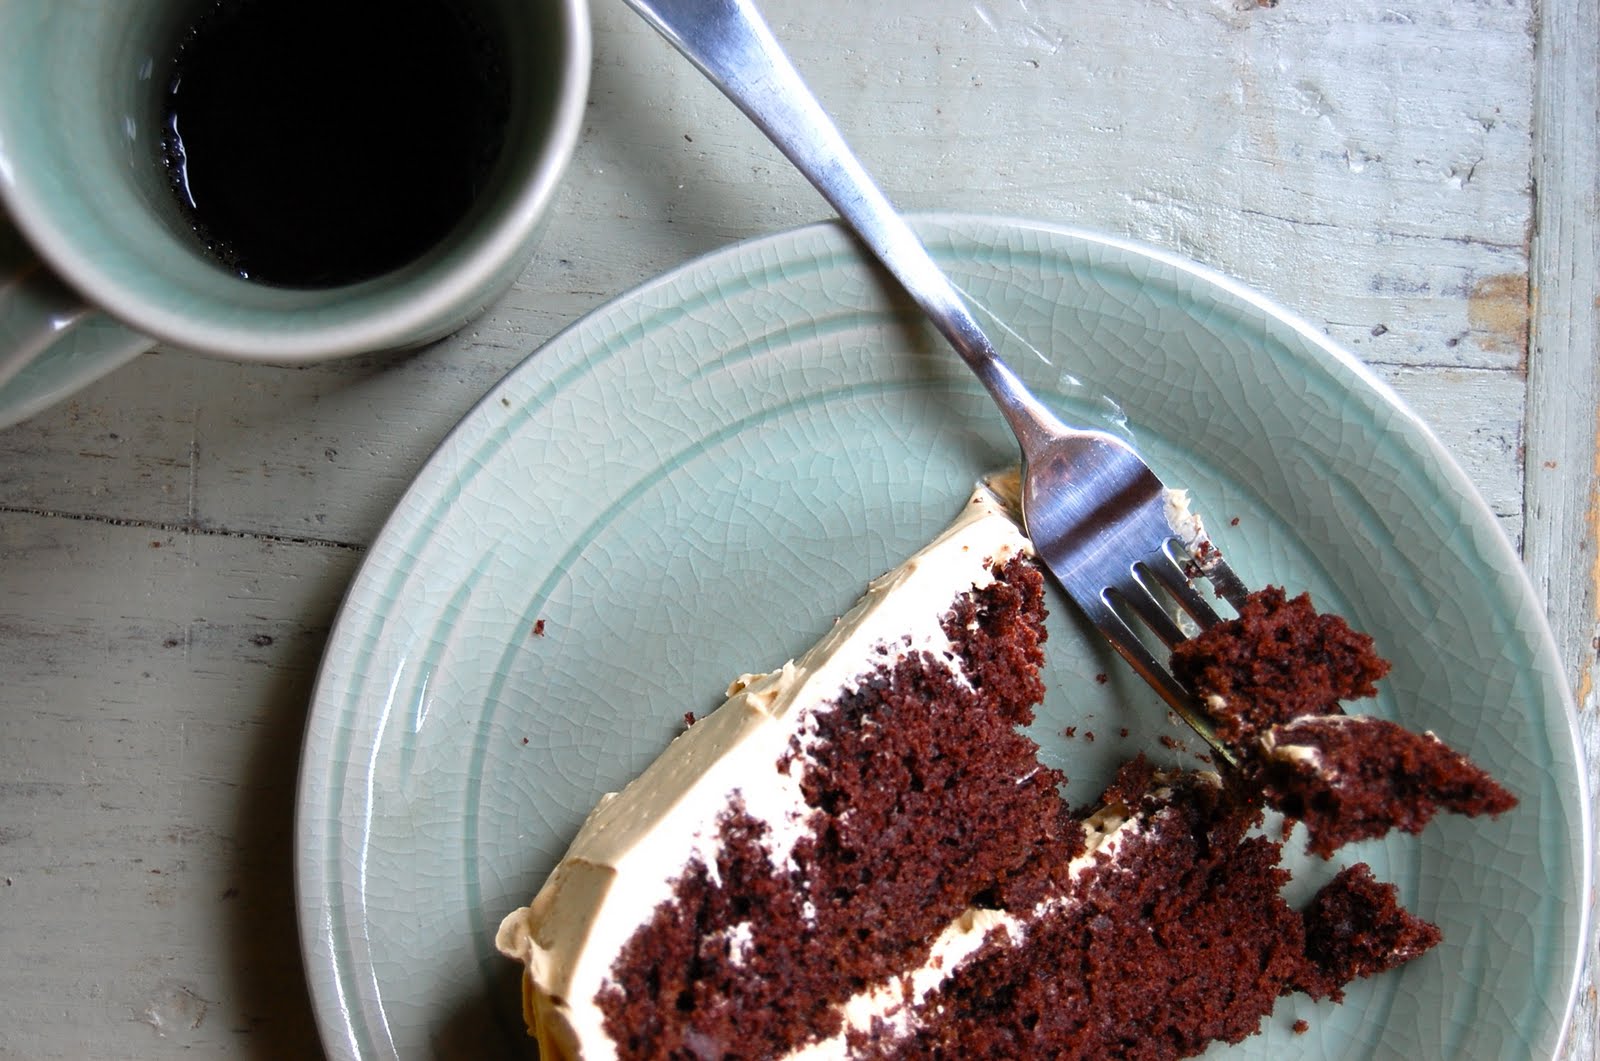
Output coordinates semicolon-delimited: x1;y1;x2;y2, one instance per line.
532;619;547;637
1292;1019;1309;1034
1063;726;1077;738
684;712;697;728
1094;672;1109;684
1084;731;1095;742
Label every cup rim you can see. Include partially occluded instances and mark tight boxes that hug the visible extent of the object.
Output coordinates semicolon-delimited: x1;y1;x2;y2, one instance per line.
0;0;592;364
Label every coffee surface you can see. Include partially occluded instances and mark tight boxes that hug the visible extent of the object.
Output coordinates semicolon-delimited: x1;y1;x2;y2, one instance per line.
161;0;511;288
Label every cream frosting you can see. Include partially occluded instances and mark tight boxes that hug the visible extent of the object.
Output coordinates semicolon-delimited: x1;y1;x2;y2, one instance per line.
1260;725;1328;772
1162;487;1217;573
1262;713;1448;783
496;473;1035;1061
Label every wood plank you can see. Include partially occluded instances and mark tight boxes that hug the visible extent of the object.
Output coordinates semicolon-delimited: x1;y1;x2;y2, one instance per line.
1523;0;1600;1055
0;512;357;1058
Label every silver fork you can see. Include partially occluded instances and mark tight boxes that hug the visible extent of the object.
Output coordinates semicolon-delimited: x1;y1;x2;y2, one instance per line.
625;0;1252;765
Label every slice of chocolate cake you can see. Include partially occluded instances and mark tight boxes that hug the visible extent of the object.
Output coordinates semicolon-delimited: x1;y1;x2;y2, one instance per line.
495;475;1514;1060
496;473;1067;1060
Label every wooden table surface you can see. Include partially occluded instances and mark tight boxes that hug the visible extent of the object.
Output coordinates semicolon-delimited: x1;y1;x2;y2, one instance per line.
1;1;1593;1057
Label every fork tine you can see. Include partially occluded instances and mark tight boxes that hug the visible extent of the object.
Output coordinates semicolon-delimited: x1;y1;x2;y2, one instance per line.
1160;487;1250;616
1201;554;1251;614
1107;570;1188;649
1143;549;1225;629
1075;591;1239;769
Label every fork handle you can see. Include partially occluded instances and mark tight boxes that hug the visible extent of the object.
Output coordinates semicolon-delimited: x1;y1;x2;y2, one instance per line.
625;0;1066;451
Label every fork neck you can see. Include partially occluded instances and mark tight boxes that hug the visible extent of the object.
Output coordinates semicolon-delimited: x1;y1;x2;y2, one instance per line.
936;310;1073;452
625;0;1069;455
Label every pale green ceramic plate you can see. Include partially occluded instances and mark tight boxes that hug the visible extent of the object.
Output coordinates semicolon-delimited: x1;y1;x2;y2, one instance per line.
295;215;1588;1061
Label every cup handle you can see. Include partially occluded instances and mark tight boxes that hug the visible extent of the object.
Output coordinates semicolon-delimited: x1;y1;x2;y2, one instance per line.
0;248;155;429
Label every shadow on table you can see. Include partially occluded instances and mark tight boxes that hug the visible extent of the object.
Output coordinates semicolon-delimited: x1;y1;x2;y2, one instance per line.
223;628;334;1059
433;961;540;1060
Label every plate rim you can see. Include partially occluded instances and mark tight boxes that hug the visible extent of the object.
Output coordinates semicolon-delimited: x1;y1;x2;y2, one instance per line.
293;211;1593;1060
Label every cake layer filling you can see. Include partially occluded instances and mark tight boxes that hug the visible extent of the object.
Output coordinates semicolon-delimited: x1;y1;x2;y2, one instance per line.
784;801;1143;1059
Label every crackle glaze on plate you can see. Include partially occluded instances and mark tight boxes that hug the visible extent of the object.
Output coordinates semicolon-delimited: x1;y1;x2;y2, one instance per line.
295;215;1588;1061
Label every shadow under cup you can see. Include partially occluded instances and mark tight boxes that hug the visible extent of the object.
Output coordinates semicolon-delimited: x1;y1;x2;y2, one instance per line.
0;0;589;362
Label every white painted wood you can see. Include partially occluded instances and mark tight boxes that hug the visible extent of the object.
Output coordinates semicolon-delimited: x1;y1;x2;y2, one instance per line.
0;510;354;1056
0;0;1585;1056
1524;0;1600;1056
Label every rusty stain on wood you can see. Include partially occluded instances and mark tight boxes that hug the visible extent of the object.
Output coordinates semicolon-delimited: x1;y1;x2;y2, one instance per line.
1467;272;1531;358
1582;414;1600;710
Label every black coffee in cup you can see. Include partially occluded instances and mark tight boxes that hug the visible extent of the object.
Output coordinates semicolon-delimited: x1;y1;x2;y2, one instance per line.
160;0;512;288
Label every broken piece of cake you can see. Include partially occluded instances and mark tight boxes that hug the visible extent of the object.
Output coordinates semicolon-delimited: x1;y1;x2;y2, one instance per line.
1172;586;1517;857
